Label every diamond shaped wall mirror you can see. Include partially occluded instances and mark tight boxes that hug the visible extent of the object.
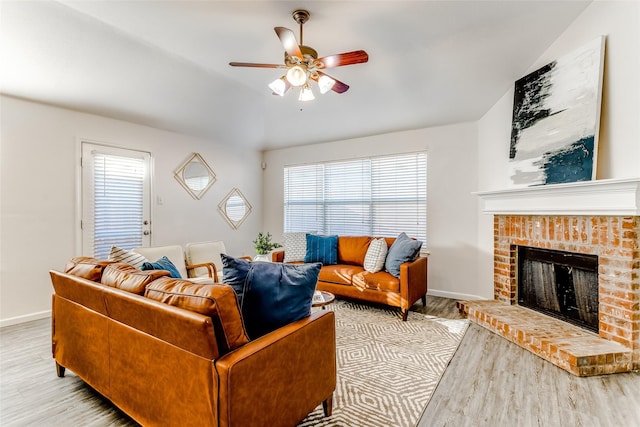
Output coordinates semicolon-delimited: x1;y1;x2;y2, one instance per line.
219;188;252;229
174;153;216;200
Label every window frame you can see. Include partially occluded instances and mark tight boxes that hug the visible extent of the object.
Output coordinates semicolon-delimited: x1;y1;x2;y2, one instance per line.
283;152;427;245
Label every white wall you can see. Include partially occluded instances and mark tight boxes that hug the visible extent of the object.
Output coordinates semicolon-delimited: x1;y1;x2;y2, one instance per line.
475;0;640;298
0;96;263;325
262;123;483;300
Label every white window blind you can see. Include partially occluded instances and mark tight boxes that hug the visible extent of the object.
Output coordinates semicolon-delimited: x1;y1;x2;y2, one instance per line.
83;145;150;259
284;152;427;243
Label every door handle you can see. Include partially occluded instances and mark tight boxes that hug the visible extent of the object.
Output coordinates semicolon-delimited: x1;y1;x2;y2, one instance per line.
143;230;150;236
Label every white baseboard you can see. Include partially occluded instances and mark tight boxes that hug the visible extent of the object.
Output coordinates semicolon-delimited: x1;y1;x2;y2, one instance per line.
0;310;51;328
427;289;486;301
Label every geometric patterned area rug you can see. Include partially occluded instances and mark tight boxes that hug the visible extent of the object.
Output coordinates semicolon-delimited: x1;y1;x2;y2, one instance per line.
298;300;469;427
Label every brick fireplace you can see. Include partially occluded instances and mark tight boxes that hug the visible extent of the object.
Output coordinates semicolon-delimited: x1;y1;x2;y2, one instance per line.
460;179;640;376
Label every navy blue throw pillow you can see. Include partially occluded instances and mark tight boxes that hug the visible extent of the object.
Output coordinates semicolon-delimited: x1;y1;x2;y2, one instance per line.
221;253;252;305
222;255;321;340
384;232;423;277
140;256;182;279
304;234;338;265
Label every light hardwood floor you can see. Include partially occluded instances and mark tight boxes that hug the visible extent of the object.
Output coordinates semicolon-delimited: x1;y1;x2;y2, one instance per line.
1;297;638;426
415;298;640;427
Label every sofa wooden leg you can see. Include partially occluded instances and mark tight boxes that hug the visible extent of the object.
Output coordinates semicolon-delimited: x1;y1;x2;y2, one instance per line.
401;309;409;321
322;396;333;417
421;295;427;307
56;361;65;378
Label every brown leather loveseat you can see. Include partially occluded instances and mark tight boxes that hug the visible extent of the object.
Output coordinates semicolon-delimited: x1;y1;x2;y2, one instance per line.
273;235;427;321
50;257;336;426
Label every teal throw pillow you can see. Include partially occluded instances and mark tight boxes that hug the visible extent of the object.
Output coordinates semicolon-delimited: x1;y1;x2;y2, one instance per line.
384;232;422;277
304;234;338;265
140;256;182;279
221;255;321;340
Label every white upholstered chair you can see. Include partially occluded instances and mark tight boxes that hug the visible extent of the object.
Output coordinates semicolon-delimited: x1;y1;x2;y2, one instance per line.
132;245;216;284
185;241;227;283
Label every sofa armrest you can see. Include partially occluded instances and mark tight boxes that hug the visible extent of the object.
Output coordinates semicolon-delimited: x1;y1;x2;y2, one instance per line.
399;256;428;310
271;250;285;262
215;310;336;427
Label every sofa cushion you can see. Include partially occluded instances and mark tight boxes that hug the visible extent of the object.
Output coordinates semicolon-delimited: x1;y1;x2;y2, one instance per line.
353;271;400;293
141;256;182;279
337;236;373;266
64;257;113;281
145;277;249;354
363;238;388;273
109;246;148;269
385;232;423;277
101;263;170;295
221;255;321;340
318;264;364;286
283;232;314;262
304;234;338;265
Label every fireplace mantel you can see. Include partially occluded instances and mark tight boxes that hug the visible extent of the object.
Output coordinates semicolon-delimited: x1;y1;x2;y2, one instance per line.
475;178;640;216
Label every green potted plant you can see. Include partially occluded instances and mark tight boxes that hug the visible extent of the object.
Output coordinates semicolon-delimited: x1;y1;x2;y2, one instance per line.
253;232;282;259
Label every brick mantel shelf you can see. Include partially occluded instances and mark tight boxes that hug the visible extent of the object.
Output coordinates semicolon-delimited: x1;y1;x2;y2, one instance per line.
475;178;640;216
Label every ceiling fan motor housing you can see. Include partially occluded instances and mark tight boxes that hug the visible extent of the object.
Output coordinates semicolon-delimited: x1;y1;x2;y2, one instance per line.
284;45;318;63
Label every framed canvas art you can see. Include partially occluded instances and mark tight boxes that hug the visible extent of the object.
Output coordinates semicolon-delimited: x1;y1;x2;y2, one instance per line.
508;36;605;187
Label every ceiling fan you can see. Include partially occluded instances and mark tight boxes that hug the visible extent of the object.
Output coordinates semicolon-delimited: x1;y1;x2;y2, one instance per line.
229;9;368;101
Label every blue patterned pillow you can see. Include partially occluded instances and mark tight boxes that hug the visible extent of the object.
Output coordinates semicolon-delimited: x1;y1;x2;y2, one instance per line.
304;234;338;265
140;256;182;279
384;233;422;277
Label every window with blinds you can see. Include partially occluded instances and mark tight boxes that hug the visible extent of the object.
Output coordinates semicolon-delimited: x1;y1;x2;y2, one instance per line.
81;143;151;259
284;152;427;243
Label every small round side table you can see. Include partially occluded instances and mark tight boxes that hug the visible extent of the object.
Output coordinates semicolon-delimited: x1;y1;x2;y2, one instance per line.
312;290;335;308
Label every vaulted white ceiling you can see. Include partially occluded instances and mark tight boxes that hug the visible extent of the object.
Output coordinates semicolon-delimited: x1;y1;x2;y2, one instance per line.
1;1;591;150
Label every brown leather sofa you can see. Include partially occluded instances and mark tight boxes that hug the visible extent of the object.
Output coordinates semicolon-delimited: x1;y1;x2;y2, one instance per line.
272;236;428;321
50;257;336;427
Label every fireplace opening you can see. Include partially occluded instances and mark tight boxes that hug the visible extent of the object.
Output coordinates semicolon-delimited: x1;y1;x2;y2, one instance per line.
517;246;599;333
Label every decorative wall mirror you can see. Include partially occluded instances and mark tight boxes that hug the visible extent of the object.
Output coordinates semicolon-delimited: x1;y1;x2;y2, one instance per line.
174;153;216;200
218;188;252;229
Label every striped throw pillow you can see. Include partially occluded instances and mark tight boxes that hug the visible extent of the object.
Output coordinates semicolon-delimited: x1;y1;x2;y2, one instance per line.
109;246;148;268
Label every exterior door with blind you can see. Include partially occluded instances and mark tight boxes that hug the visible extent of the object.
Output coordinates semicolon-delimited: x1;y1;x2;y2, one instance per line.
81;142;151;259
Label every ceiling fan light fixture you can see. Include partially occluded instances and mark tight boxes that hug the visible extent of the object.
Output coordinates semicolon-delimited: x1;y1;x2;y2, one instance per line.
318;75;336;94
268;76;287;96
298;84;315;101
229;9;368;100
286;65;307;86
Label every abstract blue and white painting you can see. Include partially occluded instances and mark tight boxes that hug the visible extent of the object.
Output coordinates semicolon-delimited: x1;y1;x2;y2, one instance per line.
508;36;605;187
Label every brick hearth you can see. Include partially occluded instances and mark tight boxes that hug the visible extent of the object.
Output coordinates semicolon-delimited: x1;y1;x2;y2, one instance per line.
460;215;639;376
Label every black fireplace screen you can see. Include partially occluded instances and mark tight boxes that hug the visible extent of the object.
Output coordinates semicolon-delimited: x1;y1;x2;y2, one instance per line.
517;246;599;333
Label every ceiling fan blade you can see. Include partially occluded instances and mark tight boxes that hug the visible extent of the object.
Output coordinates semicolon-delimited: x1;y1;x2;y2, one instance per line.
313;72;350;94
317;50;369;68
229;62;285;68
274;27;303;58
